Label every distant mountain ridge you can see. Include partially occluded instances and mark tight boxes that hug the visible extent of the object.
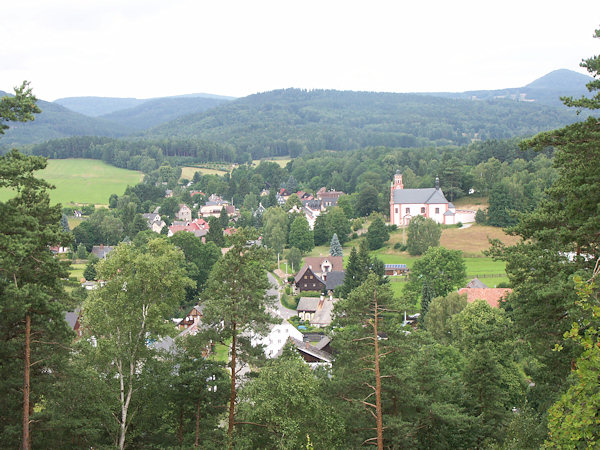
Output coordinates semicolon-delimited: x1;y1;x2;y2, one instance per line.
0;70;594;149
425;69;593;107
54;93;236;117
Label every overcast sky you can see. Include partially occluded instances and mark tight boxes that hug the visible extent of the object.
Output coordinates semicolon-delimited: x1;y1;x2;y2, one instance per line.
1;0;598;101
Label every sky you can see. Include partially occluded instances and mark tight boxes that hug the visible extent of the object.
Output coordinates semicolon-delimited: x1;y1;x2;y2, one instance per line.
1;0;598;101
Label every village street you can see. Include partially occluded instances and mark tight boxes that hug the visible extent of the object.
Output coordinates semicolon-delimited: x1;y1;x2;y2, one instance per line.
267;272;295;320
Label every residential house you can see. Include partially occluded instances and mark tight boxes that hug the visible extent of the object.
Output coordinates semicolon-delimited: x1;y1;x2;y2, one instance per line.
91;245;114;259
142;212;166;233
457;287;513;308
168;218;209;238
286;337;333;367
176;204;192;221
303;255;344;278
200;201;235;218
178;305;204;330
294;266;326;292
297;294;336;327
316;187;344;209
465;277;489;289
322;271;345;292
73;210;82;218
64;309;82;338
251;321;304;358
384;264;409;276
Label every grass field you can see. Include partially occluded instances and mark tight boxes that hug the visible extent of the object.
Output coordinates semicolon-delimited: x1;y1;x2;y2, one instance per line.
300;223;513;297
252;157;292;168
180;166;229;180
0;159;143;206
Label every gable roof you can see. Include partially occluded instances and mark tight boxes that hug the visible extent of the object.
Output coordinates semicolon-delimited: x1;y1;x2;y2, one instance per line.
294;265;322;284
392;187;449;205
91;245;115;259
324;271;345;291
303;255;344;273
457;287;512;308
297;297;321;312
466;278;489;289
288;337;333;363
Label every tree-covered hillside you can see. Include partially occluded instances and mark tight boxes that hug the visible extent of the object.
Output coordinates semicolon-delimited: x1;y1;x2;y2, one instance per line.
0;96;131;146
146;88;582;158
99;96;230;131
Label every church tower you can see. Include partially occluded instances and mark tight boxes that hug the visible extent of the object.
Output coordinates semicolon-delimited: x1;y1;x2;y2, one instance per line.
390;170;403;225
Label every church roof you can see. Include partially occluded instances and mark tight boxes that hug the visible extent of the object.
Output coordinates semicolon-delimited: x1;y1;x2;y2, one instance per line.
392;187;449;205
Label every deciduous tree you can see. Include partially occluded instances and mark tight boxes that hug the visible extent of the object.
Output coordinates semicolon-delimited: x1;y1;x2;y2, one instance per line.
83;239;192;449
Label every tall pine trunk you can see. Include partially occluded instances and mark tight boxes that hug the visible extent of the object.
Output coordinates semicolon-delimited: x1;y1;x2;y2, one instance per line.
22;313;31;450
228;322;237;447
373;293;383;450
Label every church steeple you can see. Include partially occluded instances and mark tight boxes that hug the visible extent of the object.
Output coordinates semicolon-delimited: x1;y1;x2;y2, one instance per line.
393;170;404;189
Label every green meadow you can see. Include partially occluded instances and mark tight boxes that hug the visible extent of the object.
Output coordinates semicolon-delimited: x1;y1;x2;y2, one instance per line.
0;158;143;206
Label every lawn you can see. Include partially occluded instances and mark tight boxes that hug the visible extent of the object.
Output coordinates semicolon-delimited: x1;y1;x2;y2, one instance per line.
69;263;86;282
0;159;143;206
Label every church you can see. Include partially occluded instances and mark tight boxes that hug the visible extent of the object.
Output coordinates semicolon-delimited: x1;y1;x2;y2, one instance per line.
389;171;456;226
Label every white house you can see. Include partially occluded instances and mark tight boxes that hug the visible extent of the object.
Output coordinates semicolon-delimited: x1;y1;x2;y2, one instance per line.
251;321;303;358
389;171;456;226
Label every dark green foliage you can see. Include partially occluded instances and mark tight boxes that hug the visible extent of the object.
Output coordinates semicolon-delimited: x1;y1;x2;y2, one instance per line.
0;149;72;447
145;88;583;159
405;246;467;305
366;216;390;250
406;215;441;255
288;215;313;253
474;207;487;224
83;259;97;281
205;216;225;247
313;207;351;246
169;231;221;311
356;184;380;217
237;351;345;449
60;213;70;232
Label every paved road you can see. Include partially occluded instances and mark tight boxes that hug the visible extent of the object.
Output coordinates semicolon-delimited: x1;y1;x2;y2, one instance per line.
267;272;295;320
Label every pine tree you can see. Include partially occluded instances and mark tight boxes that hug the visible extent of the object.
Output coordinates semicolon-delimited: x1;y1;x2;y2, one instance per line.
329;233;343;256
200;229;276;446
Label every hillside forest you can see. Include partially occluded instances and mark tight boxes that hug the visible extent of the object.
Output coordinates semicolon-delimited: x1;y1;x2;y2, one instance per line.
1;30;600;449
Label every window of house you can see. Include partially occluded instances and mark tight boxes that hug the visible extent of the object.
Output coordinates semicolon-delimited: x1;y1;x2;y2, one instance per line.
406;208;410;214
435;207;439;213
421;207;425;214
395;208;398;214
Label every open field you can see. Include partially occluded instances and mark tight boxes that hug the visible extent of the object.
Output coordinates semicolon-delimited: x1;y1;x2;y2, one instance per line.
385;223;519;258
180;165;229;180
0;159;143;206
252;157;292;168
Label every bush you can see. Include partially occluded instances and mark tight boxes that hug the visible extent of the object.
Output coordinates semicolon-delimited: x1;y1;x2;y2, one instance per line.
388;224;398;231
456;222;463;228
394;242;407;251
284;285;291;295
475;208;487;224
351;232;359;240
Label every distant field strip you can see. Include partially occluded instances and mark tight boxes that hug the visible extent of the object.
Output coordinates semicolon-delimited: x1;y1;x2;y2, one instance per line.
0;158;143;205
180;166;229;180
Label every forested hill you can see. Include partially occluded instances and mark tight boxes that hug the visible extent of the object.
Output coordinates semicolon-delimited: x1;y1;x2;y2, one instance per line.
0;96;132;146
144;87;582;158
427;69;594;107
98;96;231;131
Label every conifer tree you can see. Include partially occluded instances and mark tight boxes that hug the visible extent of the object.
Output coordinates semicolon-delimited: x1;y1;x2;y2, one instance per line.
329;233;343;256
200;229;276;446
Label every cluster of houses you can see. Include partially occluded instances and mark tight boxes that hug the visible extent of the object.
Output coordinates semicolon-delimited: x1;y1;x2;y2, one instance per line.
67;171;488;370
